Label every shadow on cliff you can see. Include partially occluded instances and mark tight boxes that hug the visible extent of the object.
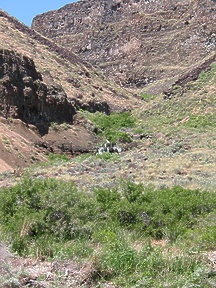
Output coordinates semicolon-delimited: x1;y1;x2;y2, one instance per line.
0;49;76;136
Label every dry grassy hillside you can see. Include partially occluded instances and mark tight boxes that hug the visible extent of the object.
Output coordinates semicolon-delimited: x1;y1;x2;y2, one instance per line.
0;4;215;288
0;10;138;111
0;10;141;171
32;0;216;89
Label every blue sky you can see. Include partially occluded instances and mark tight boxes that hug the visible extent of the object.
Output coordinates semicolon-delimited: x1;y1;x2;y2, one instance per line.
0;0;78;27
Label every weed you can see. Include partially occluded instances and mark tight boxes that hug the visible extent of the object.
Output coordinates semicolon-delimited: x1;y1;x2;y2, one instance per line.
50;122;59;131
73;153;92;162
141;93;157;101
61;122;72;130
0;178;215;286
184;114;216;128
47;153;69;163
81;111;136;143
95;152;121;162
2;136;10;145
134;128;144;134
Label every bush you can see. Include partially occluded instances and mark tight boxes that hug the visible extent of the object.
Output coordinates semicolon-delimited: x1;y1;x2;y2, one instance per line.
185;114;216;128
0;177;97;256
82;111;136;143
94;183;216;241
0;178;215;287
47;153;70;163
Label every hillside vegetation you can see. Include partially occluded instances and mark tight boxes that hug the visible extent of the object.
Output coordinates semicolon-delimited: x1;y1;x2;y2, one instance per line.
0;1;215;287
0;177;215;287
0;56;215;288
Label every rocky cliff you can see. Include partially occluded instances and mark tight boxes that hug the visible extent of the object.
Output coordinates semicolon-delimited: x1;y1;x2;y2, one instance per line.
0;9;137;114
0;8;141;171
32;0;216;88
0;49;76;134
0;49;99;170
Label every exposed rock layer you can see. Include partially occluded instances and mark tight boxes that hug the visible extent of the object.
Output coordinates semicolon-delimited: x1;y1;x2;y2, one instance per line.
163;52;216;98
0;49;76;134
32;0;216;88
0;9;136;113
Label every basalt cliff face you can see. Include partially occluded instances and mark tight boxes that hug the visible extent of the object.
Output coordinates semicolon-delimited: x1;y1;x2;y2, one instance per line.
0;9;135;113
0;49;75;134
32;0;216;89
0;8;142;171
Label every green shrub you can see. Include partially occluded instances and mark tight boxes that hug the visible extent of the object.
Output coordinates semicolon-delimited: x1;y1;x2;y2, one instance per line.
47;153;70;163
0;178;215;286
121;180;144;203
50;122;59;131
94;183;216;241
0;177;96;256
82;111;136;143
185;114;216;128
94;187;121;210
198;64;216;83
141;93;155;100
100;241;137;275
95;151;120;161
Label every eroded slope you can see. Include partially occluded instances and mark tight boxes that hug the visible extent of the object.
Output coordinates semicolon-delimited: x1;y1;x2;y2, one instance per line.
32;0;216;88
0;9;137;111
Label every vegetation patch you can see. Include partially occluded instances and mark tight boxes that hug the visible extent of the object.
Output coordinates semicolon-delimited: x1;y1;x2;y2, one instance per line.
81;111;136;143
141;93;158;101
0;177;215;287
184;114;216;129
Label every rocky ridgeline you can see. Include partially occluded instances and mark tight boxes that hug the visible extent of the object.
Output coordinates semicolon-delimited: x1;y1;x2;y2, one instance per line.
0;49;76;134
32;0;182;37
32;0;216;88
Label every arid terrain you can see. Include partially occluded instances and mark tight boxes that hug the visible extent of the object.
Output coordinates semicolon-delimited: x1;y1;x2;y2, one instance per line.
0;0;215;287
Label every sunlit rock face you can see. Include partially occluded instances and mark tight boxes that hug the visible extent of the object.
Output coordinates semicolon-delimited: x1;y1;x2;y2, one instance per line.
32;0;216;88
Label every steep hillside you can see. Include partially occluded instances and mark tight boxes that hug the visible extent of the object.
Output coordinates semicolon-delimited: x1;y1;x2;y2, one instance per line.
21;58;216;192
0;9;141;170
32;0;216;88
0;9;137;111
0;4;216;288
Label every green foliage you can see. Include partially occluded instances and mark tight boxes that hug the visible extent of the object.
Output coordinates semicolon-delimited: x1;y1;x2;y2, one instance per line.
186;62;216;91
0;177;96;256
73;153;92;162
185;114;216;128
121;180;143;203
73;152;120;163
141;93;156;101
134;128;144;134
94;187;121;210
47;153;69;163
82;111;136;143
100;241;137;274
103;129;132;143
60;122;72;130
0;178;215;286
198;63;216;83
95;151;120;161
50;122;59;131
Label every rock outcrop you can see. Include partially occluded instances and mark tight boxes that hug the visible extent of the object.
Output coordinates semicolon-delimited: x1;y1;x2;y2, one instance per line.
163;52;216;98
0;49;76;134
0;9;136;113
32;0;216;88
